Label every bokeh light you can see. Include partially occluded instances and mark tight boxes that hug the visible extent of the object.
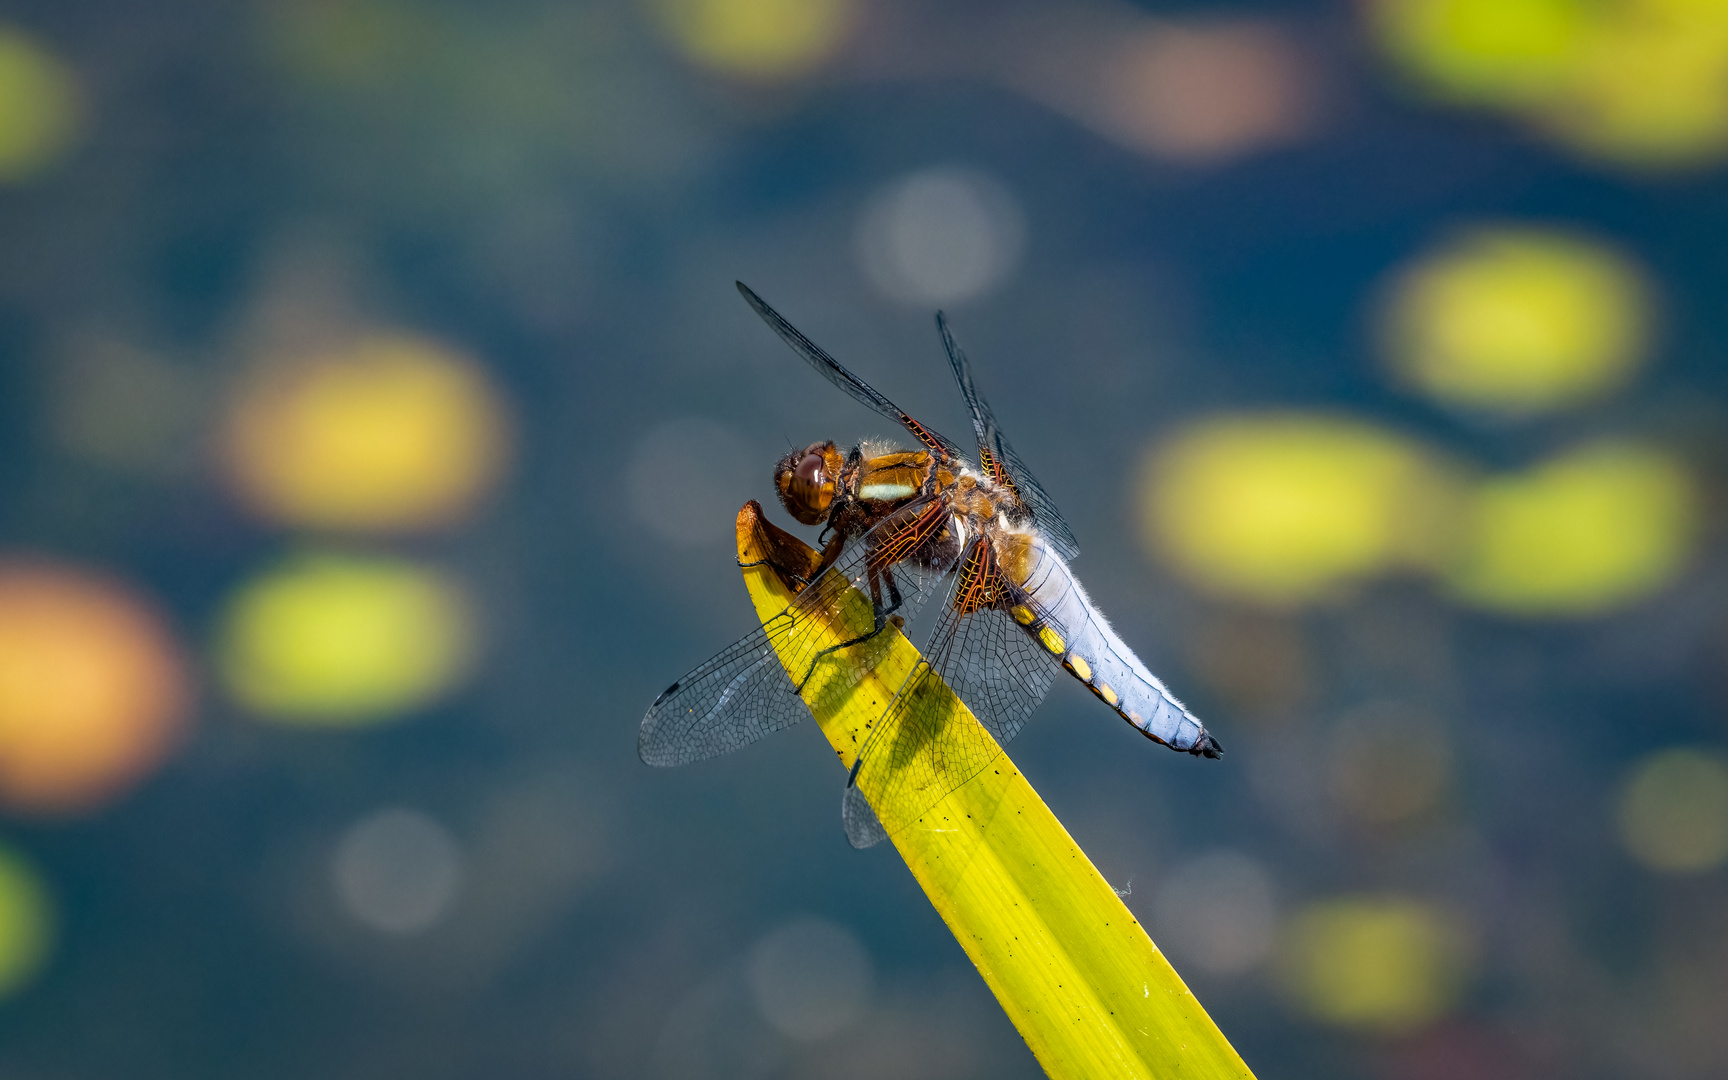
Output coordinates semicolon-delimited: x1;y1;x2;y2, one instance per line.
745;916;873;1042
0;564;190;814
332;807;465;935
0;846;53;999
221;334;511;534
1152;850;1278;977
0;25;80;182
1367;0;1592;108
1443;440;1695;616
856;166;1026;308
1328;702;1452;829
1141;414;1461;605
1617;749;1728;874
1367;0;1728;168
648;0;853;81
1544;5;1728;168
216;552;476;725
1098;22;1314;164
1381;227;1653;415
1278;896;1470;1033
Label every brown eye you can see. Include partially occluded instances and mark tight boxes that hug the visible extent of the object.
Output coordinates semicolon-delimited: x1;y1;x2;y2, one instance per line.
796;453;826;485
773;442;839;526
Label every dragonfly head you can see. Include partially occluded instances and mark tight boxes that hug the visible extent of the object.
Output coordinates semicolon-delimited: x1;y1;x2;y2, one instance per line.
775;441;843;525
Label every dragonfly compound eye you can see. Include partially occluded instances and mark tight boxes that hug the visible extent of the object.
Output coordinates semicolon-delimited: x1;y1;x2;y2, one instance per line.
775;441;839;525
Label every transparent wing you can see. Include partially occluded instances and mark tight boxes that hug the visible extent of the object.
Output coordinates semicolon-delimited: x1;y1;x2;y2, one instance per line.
843;537;1062;848
842;783;888;849
738;281;967;462
928;604;1060;749
640;498;957;767
937;312;1081;561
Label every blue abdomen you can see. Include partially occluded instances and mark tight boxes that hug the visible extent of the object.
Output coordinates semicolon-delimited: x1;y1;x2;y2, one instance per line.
1002;533;1221;758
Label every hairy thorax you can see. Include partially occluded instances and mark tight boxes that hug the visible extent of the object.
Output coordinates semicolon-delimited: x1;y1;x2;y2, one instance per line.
777;435;1026;580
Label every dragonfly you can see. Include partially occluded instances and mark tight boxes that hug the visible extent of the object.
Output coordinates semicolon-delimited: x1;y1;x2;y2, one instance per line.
640;282;1221;848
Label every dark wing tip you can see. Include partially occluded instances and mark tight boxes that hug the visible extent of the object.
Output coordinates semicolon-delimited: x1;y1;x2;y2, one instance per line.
651;680;680;707
640;682;684;765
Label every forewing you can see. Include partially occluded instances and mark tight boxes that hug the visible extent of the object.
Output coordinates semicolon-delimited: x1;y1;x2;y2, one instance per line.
640;498;956;767
639;627;804;766
738;282;966;461
842;538;1061;848
937;313;1081;560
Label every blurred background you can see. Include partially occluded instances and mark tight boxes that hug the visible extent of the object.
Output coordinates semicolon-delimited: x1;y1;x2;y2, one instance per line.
0;0;1725;1077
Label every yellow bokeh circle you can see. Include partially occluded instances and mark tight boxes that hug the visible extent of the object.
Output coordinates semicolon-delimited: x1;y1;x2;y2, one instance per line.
0;564;191;814
1367;0;1592;107
0;847;53;998
1443;441;1695;616
1367;0;1728;169
222;334;511;534
1141;415;1461;605
1382;227;1652;414
648;0;853;80
0;26;81;182
1542;7;1728;168
217;553;476;725
1278;896;1470;1033
1617;749;1728;873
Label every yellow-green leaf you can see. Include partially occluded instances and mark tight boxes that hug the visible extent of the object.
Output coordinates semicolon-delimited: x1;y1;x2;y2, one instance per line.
736;504;1254;1080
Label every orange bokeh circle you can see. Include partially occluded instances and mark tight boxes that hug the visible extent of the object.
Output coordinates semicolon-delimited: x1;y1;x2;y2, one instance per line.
0;564;191;813
220;335;512;534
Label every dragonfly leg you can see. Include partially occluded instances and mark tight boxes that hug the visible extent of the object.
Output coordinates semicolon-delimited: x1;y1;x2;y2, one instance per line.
809;531;847;579
793;563;907;693
882;567;904;612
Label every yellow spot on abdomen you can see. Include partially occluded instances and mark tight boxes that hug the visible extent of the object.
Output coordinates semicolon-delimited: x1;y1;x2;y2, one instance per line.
1011;605;1035;625
1039;626;1066;654
1098;684;1118;706
1068;655;1092;681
